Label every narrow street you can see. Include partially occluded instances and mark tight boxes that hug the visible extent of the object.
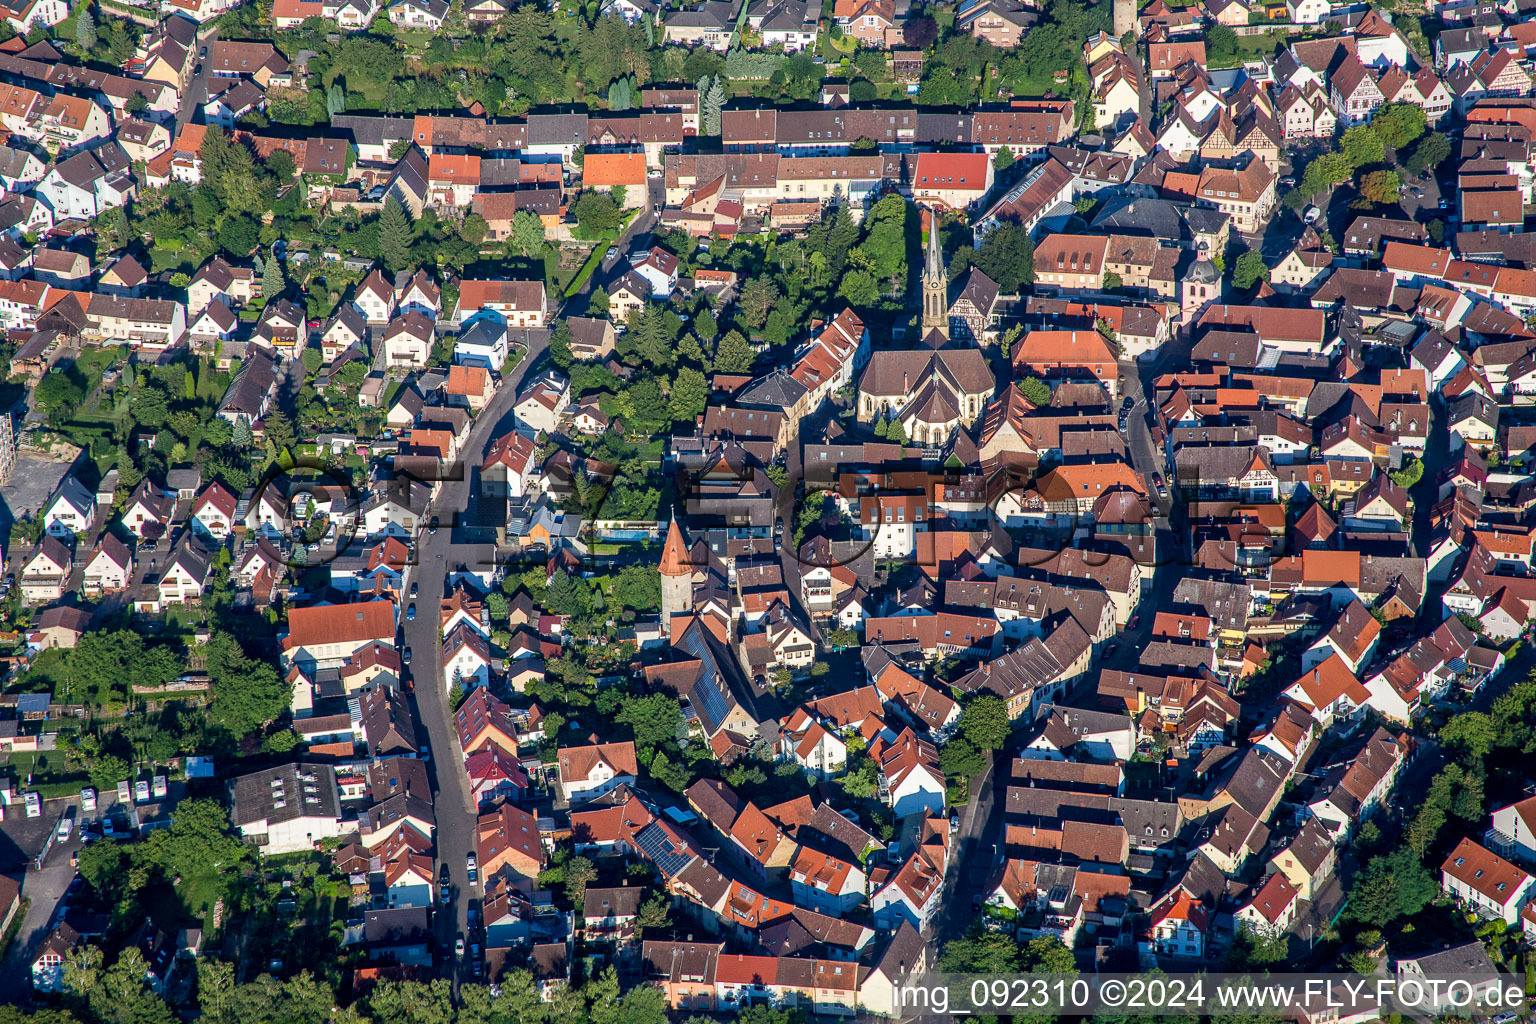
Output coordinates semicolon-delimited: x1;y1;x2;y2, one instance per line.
401;331;548;988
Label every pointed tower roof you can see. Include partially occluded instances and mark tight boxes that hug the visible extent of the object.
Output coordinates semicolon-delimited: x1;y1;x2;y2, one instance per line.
660;519;692;577
924;206;944;282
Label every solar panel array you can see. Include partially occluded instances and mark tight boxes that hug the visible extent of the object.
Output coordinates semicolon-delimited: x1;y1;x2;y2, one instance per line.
634;822;693;878
678;627;731;733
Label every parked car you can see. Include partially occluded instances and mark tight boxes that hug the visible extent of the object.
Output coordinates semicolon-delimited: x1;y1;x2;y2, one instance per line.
455;938;464;957
403;647;412;665
407;604;416;621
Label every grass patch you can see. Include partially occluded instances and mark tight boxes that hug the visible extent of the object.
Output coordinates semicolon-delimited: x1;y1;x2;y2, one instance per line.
563;243;609;299
0;897;30;958
142;861;226;934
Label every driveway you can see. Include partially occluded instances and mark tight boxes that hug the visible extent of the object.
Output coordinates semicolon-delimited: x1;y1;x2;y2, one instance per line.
0;795;86;1005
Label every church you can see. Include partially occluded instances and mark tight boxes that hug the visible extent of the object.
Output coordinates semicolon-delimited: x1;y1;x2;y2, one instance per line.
856;208;996;447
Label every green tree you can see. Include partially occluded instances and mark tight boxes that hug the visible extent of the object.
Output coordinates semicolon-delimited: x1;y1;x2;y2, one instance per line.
939;737;985;780
1406;132;1451;177
959;694;1011;750
648;749;692;792
564;855;597;906
1440;711;1495;760
701;75;725;135
1371;101;1426;150
267;149;296;181
738;277;780;330
610;563;661;611
1349;847;1437;927
205;632;289;735
1341;124;1385;169
75;6;97;51
616;693;683;751
1018;376;1052;406
34;373;86;420
635;892;670;937
87;754;131;796
263;255;286;302
573;190;622;236
1228;923;1290;968
217;215;260;256
669;366;709;425
511;209;546;258
939;925;1022;972
1023;936;1078;972
971;223;1035;292
1206;24;1238;62
826;628;859;649
378;196;414;274
460;213;489;246
994;146;1014;172
1359;168;1402;205
714;329;756;374
1232;251;1270;290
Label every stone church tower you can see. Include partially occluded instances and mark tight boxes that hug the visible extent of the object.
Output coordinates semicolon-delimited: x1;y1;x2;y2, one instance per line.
1113;0;1137;40
921;208;949;341
659;518;693;637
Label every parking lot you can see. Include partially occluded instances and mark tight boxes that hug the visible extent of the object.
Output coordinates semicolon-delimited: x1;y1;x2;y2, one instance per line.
0;793;86;1004
0;451;74;533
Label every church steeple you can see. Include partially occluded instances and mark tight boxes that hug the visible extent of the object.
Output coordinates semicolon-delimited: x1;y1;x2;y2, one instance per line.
921;206;949;340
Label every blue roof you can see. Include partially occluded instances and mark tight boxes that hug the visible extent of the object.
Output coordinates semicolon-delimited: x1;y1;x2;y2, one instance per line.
15;693;49;714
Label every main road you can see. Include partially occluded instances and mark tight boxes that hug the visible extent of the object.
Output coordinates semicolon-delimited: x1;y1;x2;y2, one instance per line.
400;329;548;987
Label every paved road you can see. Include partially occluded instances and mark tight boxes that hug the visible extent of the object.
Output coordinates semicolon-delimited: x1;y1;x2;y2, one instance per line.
174;27;218;135
402;329;548;989
931;749;1004;950
577;176;666;308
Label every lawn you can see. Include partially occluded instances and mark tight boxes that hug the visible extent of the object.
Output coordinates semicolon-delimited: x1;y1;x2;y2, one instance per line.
15;646;68;698
142;860;228;935
1209;31;1287;68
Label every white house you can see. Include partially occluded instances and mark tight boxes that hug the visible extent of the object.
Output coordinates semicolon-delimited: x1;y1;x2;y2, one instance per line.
20;537;71;604
871;843;946;932
42;475;94;537
513;371;570;437
1234;873;1299;937
442;622;494;691
779;707;849;779
1441;837;1536;928
82;534;133;595
789;845;867;914
879;729;945;819
1146;890;1208;958
229;763;346;854
630;247;681;298
454;315;509;370
352;270;396;325
1019;705;1134;763
192;482;239;541
1492;796;1536;866
384;853;436;909
556;741;638;804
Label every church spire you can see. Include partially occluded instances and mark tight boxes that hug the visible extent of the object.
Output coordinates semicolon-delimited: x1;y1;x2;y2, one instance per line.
921;205;949;340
